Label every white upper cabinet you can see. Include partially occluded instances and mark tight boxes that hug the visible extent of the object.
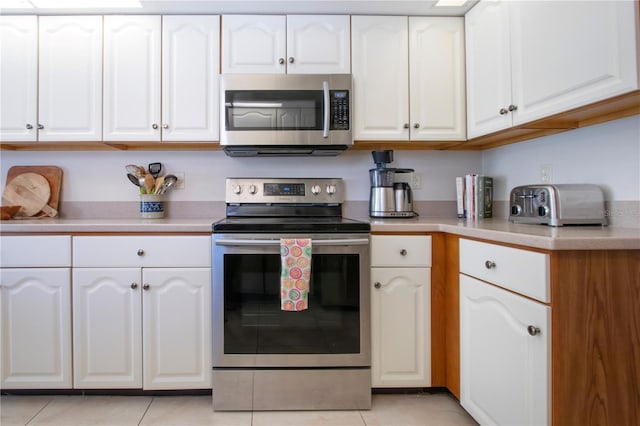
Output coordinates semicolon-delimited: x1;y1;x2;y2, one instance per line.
103;16;162;141
409;17;466;141
465;0;639;138
161;15;220;141
352;16;466;141
222;15;286;74
104;15;219;142
352;16;409;140
38;16;103;141
222;15;350;74
0;16;38;142
286;15;350;74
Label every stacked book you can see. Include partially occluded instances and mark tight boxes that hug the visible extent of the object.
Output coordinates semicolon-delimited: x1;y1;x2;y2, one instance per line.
456;175;493;220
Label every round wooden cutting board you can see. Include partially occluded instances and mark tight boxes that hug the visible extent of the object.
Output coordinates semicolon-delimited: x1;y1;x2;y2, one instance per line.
2;172;52;217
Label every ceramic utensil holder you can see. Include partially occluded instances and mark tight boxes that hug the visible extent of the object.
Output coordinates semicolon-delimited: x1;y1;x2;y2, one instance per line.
140;194;164;219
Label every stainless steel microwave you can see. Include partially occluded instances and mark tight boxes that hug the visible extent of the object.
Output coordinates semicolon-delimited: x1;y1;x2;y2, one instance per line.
220;74;352;156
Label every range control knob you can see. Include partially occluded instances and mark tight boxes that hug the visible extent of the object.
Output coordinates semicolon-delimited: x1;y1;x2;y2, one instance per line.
232;184;242;195
311;184;322;195
248;184;258;195
326;184;336;196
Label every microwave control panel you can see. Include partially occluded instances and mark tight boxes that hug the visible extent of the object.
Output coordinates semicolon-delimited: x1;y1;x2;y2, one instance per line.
330;91;350;130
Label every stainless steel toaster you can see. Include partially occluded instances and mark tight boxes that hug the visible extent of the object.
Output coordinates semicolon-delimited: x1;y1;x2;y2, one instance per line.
509;184;607;226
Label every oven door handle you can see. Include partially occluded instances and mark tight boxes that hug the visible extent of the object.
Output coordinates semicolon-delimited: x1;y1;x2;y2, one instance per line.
215;238;369;246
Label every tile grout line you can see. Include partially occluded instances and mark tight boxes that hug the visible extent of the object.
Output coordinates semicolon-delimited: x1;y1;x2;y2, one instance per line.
24;396;54;426
137;396;155;426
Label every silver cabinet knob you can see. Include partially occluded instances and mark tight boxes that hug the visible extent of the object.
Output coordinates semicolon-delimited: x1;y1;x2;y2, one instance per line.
152;124;158;129
400;249;407;256
26;124;33;130
527;325;541;336
37;124;44;129
278;58;285;64
162;124;169;129
403;123;409;129
374;282;381;289
131;283;138;289
508;104;518;112
484;260;496;269
143;283;150;290
288;57;294;63
499;108;509;115
413;123;420;129
137;249;145;256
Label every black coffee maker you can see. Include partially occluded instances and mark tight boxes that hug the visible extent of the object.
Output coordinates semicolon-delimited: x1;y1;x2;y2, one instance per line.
369;150;416;218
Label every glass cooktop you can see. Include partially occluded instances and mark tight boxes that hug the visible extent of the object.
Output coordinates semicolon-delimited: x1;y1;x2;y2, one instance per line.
212;216;370;234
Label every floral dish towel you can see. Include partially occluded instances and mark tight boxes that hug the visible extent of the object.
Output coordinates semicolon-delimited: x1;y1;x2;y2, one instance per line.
280;238;312;311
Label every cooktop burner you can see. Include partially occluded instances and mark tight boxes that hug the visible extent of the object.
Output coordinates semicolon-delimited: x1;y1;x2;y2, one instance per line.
213;216;370;234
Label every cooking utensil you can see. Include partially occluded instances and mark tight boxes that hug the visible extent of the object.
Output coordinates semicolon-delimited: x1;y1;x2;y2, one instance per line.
153;175;165;195
125;164;143;177
2;172;58;217
148;162;162;178
143;174;155;194
127;173;141;187
157;174;177;194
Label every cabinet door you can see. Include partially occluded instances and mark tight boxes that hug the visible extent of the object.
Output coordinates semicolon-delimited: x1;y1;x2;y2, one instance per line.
352;16;409;141
104;16;161;141
286;15;350;74
460;274;550;426
38;16;102;141
371;267;430;387
464;0;512;138
0;16;38;142
142;268;211;389
510;0;638;125
1;268;72;389
162;15;220;142
409;17;466;141
221;15;286;74
72;268;142;388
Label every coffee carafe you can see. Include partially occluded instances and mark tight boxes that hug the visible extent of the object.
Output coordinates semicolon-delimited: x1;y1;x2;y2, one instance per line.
369;150;416;218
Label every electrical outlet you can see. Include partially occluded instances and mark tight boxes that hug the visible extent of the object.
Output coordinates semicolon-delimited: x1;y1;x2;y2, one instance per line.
540;164;553;183
412;173;422;189
174;172;185;189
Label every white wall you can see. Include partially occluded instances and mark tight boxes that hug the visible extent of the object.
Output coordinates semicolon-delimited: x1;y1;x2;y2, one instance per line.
1;115;637;204
0;148;481;202
482;115;640;201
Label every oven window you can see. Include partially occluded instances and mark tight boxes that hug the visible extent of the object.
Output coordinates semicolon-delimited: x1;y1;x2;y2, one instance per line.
223;254;360;354
225;90;323;131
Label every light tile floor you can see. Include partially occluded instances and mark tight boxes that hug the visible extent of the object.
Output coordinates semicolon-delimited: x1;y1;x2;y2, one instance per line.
1;391;478;426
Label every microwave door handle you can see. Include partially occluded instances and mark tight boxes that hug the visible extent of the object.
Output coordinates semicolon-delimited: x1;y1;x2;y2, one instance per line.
322;81;330;138
215;238;369;246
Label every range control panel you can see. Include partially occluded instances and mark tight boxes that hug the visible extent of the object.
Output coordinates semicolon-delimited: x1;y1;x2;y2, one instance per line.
226;178;345;204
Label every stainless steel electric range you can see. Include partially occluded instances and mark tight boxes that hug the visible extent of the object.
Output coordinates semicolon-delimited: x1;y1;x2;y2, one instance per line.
212;178;371;411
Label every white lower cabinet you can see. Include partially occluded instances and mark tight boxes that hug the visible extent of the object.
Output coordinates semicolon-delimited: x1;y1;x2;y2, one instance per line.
459;238;550;426
0;236;72;389
72;236;212;390
370;235;431;387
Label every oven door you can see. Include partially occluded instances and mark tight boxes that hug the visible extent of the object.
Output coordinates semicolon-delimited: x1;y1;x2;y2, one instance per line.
212;233;370;368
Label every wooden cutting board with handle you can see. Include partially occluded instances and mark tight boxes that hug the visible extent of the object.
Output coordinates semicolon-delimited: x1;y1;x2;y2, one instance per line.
3;166;62;217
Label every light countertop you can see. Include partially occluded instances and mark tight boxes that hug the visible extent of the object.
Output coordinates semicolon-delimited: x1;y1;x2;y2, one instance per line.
1;217;638;250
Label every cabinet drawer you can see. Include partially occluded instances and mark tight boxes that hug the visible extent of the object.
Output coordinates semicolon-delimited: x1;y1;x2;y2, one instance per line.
459;238;549;303
0;235;71;267
73;236;211;267
371;235;431;267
